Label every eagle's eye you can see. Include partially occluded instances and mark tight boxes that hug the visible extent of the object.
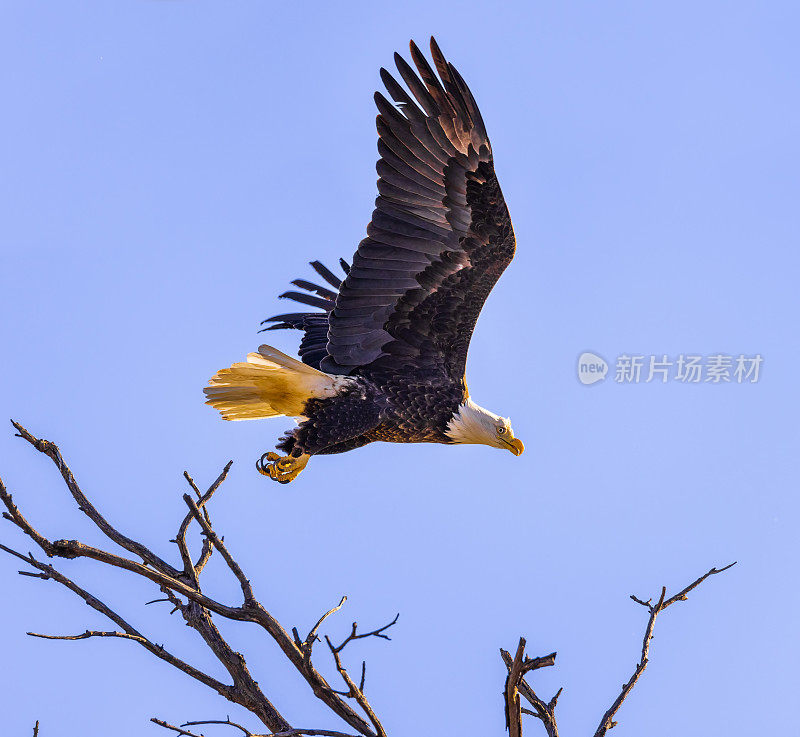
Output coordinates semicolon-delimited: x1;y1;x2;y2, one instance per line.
497;427;506;435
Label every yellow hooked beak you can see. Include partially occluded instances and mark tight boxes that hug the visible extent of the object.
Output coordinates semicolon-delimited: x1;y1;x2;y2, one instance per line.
502;437;525;456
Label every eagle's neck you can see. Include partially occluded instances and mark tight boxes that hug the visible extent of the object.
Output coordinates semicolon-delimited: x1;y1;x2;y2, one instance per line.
445;398;502;446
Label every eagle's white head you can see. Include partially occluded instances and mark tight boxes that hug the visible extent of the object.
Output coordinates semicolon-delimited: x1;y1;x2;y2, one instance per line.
445;397;524;455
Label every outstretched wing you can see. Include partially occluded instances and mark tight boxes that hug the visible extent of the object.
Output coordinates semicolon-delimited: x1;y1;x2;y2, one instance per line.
266;38;516;382
324;37;515;379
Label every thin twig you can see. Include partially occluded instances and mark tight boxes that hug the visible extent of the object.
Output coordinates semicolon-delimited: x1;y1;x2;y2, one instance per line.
267;731;363;737
11;420;179;575
1;478;54;555
662;562;737;608
151;719;361;737
28;629;147;642
592;563;737;737
329;614;399;654
174;465;230;586
325;636;387;737
314;612;399;737
304;596;347;665
182;717;253;735
151;719;206;737
183;493;254;604
4;544;233;698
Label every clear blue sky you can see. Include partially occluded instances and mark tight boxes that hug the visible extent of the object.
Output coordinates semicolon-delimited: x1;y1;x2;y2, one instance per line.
1;2;797;735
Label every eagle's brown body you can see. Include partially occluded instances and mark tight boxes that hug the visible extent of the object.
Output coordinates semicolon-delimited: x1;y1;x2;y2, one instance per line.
276;373;459;458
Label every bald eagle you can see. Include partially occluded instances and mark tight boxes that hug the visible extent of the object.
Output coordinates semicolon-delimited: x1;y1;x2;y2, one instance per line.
205;38;523;483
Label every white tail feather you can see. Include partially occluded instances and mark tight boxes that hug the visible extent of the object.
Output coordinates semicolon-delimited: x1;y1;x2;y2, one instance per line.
204;344;352;421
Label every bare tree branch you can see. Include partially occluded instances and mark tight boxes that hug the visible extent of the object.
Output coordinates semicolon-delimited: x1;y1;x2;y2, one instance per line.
263;730;364;737
501;563;736;737
151;717;362;737
325;636;387;737
1;422;391;737
592;562;736;737
328;614;400;655
174;465;229;586
182;717;254;735
10;420;178;574
0;540;234;699
308;598;348;650
504;639;526;737
28;629;151;642
182;492;254;603
501;640;559;737
151;719;207;737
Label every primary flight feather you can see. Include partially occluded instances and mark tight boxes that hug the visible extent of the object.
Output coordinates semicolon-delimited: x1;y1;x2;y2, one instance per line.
205;37;524;483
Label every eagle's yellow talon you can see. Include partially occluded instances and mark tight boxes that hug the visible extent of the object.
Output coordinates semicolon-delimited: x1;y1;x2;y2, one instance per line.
257;453;310;484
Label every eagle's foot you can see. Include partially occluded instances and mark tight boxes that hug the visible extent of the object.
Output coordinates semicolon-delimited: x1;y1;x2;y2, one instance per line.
256;452;310;484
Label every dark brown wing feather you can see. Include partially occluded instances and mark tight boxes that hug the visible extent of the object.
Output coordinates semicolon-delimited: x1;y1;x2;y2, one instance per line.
265;38;516;384
260;261;346;370
322;37;515;380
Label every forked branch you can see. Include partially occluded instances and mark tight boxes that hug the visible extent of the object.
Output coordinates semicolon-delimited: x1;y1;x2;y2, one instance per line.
501;563;736;737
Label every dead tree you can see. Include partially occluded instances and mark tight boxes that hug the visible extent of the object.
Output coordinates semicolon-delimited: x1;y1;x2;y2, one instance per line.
0;422;734;736
500;562;735;737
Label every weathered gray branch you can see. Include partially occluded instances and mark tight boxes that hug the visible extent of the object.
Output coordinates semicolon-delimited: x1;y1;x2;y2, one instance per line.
501;563;736;737
0;422;392;736
592;562;736;737
152;719;361;737
501;640;559;737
